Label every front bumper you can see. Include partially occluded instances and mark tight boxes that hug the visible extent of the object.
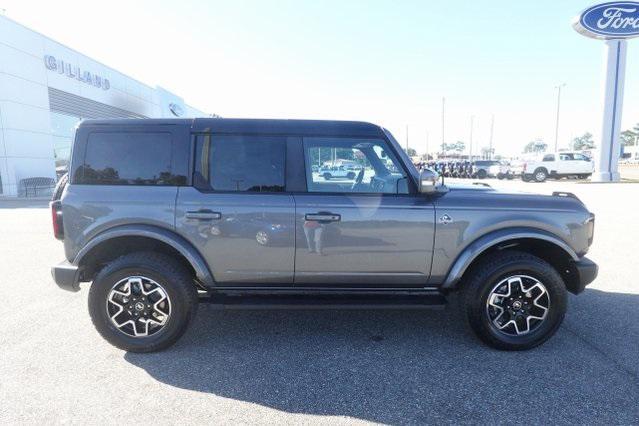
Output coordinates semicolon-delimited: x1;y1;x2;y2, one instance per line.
51;261;81;292
571;257;598;294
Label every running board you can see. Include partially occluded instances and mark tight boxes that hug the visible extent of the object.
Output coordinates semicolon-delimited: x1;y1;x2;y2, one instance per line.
202;293;447;310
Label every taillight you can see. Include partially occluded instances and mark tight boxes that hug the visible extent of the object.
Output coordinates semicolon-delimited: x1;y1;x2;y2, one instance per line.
586;214;595;246
51;200;64;240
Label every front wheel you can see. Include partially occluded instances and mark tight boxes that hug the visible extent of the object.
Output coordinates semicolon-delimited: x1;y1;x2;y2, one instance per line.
533;168;547;182
459;251;567;350
88;252;198;352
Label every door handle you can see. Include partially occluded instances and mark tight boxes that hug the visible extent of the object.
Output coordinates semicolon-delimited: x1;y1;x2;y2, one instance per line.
185;210;222;220
305;212;341;222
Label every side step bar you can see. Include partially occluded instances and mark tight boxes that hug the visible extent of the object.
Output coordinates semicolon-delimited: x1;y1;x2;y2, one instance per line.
202;293;447;310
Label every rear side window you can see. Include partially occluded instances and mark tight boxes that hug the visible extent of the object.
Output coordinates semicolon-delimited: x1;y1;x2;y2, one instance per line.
542;154;555;162
194;135;286;192
77;132;178;185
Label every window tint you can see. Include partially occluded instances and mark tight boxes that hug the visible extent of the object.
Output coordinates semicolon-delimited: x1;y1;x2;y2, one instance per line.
194;135;286;192
78;132;181;185
304;137;408;194
542;154;555;162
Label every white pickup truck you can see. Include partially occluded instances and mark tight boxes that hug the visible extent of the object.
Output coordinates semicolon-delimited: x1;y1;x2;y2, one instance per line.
522;152;594;182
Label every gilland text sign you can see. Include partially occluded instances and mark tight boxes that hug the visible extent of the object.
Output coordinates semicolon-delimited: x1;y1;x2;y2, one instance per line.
44;54;110;90
574;2;639;39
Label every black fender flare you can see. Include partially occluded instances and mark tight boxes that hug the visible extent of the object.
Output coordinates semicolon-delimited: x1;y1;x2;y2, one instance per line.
73;224;214;287
441;227;579;289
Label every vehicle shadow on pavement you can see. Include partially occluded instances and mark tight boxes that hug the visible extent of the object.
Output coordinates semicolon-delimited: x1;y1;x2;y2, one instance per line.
125;289;639;424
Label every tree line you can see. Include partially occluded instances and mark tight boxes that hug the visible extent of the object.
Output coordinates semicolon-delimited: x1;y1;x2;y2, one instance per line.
523;122;639;154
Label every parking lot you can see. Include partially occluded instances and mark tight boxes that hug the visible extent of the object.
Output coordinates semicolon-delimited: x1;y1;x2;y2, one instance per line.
1;179;638;424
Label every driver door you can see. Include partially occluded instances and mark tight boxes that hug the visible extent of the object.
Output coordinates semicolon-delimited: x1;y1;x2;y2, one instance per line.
293;136;435;287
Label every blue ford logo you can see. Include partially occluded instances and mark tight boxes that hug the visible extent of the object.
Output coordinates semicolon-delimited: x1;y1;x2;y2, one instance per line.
168;102;184;117
574;2;639;39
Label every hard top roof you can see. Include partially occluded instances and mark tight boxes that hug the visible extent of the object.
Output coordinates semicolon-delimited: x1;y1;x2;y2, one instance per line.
79;118;385;138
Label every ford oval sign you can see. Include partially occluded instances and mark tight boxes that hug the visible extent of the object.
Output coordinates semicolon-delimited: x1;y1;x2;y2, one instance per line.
574;2;639;39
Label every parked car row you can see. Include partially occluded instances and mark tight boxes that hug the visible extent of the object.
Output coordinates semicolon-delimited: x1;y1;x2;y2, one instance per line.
418;160;521;180
417;152;593;183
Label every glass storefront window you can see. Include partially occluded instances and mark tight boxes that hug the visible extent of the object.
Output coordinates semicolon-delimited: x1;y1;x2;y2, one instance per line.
50;112;80;170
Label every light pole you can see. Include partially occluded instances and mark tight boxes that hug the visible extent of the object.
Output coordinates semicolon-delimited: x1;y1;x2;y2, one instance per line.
489;114;494;160
469;115;474;160
441;97;446;156
554;83;566;152
405;124;409;153
425;130;429;160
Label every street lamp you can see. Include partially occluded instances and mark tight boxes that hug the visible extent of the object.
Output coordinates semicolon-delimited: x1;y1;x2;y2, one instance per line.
554;83;566;152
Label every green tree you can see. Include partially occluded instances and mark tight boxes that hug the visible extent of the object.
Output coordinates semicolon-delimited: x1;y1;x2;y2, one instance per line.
443;141;465;153
571;132;595;151
620;129;637;147
524;139;547;153
404;147;417;157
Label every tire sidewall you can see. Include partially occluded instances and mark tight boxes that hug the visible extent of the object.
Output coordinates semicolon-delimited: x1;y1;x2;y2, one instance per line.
467;258;566;350
89;261;193;352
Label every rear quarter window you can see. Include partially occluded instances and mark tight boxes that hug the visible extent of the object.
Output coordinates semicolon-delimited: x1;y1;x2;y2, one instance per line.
76;132;183;185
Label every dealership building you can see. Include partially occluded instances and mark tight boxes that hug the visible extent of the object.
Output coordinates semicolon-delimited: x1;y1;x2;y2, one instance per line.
0;15;207;196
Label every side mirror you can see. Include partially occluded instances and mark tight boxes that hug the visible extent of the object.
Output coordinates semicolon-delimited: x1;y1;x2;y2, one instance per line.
419;168;440;194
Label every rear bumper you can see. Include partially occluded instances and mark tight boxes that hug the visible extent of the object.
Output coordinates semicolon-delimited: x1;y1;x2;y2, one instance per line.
571;257;598;294
51;261;81;292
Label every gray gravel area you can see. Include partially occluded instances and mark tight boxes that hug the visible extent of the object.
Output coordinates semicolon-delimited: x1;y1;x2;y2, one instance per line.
1;181;638;424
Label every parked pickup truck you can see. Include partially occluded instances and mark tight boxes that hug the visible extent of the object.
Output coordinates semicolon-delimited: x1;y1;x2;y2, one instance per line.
51;118;597;352
522;151;594;182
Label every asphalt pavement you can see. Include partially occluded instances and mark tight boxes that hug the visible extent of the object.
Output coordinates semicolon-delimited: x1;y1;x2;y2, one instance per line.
1;180;638;424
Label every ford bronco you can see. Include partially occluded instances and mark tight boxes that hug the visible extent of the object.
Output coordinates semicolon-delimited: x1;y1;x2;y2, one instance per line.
51;118;597;352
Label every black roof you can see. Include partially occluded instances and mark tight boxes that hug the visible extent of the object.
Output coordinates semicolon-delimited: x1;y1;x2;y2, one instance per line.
80;118;385;138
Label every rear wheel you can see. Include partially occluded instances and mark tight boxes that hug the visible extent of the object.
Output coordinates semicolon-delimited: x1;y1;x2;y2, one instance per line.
88;252;198;352
323;173;332;180
477;169;487;179
347;172;356;180
459;251;567;350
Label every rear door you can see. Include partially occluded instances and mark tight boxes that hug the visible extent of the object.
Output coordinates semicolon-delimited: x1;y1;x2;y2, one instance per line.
293;136;435;287
175;134;295;286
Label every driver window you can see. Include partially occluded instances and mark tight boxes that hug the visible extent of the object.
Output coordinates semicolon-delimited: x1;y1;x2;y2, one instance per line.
303;137;408;194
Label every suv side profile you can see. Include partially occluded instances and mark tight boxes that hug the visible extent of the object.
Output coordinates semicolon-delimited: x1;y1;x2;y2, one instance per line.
51;118;598;352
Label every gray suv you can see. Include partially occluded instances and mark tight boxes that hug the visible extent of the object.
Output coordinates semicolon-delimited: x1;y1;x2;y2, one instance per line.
51;118;598;352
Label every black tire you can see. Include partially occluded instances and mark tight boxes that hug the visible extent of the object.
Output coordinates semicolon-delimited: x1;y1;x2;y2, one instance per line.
88;252;198;352
323;173;332;180
578;174;589;180
497;173;504;180
51;173;68;201
533;168;547;182
477;169;487;179
459;251;567;351
347;172;356;180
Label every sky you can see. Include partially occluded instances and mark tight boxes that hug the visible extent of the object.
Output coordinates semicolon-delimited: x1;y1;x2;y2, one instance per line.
1;0;638;156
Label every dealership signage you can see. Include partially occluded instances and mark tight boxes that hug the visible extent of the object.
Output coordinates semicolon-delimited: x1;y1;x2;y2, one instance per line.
572;2;639;181
573;2;639;39
44;54;110;90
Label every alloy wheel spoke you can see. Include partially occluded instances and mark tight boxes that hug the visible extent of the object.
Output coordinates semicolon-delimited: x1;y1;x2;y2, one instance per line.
106;276;171;338
485;274;550;337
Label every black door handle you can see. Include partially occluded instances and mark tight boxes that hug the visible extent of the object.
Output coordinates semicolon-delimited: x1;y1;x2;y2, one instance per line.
305;212;341;222
185;210;222;220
